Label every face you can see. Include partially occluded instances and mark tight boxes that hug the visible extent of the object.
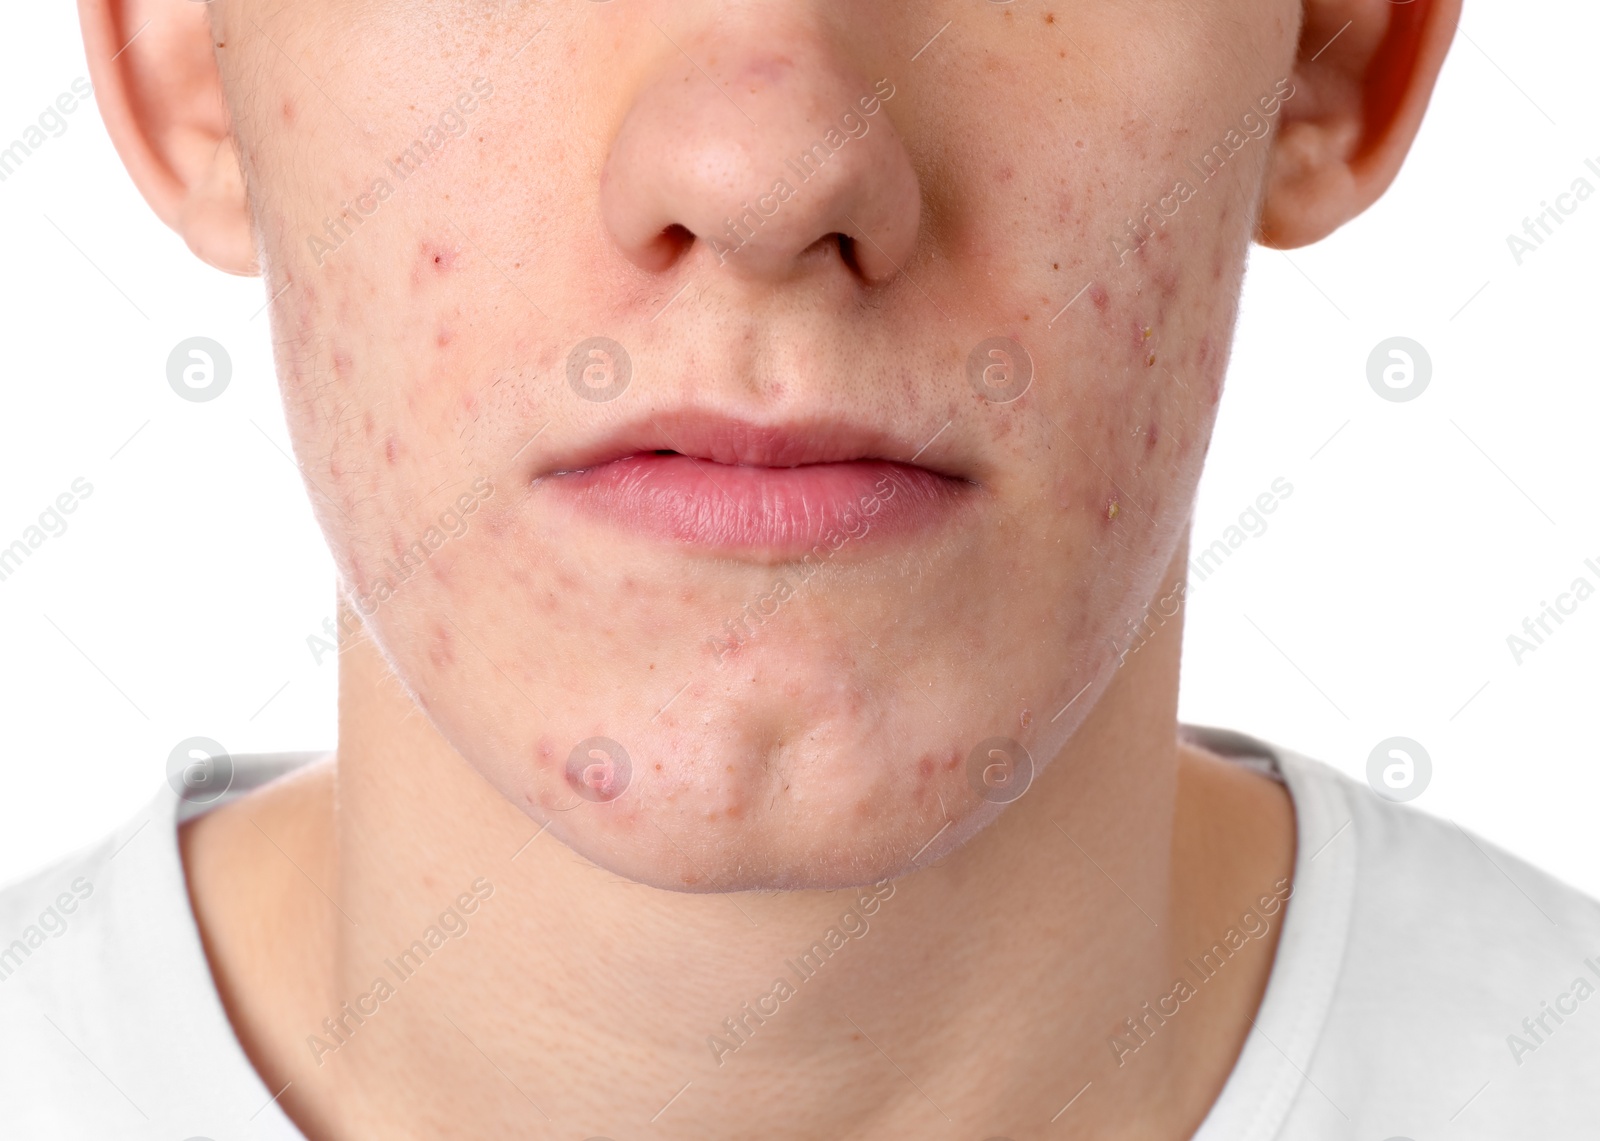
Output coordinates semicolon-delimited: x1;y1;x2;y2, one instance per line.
218;0;1298;891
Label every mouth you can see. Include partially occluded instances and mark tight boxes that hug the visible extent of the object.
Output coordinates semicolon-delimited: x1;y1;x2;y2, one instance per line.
532;411;976;557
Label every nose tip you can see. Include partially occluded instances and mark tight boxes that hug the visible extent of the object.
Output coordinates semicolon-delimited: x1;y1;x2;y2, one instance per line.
600;36;919;285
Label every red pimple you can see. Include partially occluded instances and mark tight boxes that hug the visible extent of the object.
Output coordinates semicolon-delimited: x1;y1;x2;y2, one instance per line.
412;241;459;288
1090;284;1109;312
429;624;455;669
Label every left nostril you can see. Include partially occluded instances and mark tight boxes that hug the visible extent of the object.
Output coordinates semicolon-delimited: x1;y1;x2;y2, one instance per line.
836;234;863;278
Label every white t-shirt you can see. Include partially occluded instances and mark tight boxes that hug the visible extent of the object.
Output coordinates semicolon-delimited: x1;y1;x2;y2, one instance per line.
1;728;1597;1138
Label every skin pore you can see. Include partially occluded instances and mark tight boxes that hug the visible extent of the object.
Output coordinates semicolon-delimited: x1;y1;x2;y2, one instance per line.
78;0;1458;1137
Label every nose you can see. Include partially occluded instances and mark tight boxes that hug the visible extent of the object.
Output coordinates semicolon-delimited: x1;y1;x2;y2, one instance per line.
599;24;920;285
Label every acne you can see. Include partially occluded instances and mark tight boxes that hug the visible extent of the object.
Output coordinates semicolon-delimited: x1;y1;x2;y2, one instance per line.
429;624;456;669
413;240;460;289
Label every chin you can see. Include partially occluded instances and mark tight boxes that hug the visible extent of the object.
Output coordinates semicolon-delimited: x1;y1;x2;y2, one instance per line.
494;707;1023;894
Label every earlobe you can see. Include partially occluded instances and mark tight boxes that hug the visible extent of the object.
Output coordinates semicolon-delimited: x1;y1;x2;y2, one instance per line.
1257;0;1461;249
78;0;258;275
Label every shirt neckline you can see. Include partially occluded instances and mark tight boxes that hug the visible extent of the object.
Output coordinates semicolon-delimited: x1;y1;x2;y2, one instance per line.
1181;725;1359;1140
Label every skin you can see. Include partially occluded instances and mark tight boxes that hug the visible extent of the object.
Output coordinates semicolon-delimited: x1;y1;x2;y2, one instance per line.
78;0;1459;1137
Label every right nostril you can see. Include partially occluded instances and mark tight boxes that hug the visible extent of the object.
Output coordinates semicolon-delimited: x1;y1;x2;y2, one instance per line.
661;224;694;253
638;224;696;272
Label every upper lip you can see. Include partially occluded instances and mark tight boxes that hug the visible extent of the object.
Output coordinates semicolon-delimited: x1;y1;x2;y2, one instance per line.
532;409;969;480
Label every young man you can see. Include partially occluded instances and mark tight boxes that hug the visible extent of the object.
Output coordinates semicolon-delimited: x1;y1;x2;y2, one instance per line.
3;0;1595;1137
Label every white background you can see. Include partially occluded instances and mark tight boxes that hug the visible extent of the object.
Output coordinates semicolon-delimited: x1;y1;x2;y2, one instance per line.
1;4;1595;895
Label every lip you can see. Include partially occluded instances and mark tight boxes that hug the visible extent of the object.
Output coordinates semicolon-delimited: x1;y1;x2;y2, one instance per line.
532;411;974;556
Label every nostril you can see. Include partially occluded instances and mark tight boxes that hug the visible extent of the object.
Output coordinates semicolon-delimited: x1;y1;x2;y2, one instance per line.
632;224;696;272
836;233;863;278
660;224;694;253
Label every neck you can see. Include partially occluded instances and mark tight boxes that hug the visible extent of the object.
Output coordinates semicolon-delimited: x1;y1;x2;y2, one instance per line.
188;535;1294;1139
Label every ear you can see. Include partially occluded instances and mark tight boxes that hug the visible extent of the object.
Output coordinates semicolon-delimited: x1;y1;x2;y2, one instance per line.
78;0;258;275
1258;0;1461;248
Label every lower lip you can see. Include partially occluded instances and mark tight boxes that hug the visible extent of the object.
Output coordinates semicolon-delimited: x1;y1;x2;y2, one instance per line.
545;454;968;555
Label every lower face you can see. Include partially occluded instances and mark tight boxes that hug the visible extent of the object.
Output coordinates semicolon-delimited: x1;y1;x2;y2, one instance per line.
225;0;1296;890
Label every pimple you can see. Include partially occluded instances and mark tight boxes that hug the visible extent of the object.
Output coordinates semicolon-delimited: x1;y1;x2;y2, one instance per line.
1145;422;1161;452
1090;284;1109;312
332;348;354;380
412;240;460;288
429;624;455;669
437;325;454;348
281;99;295;125
383;435;399;465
